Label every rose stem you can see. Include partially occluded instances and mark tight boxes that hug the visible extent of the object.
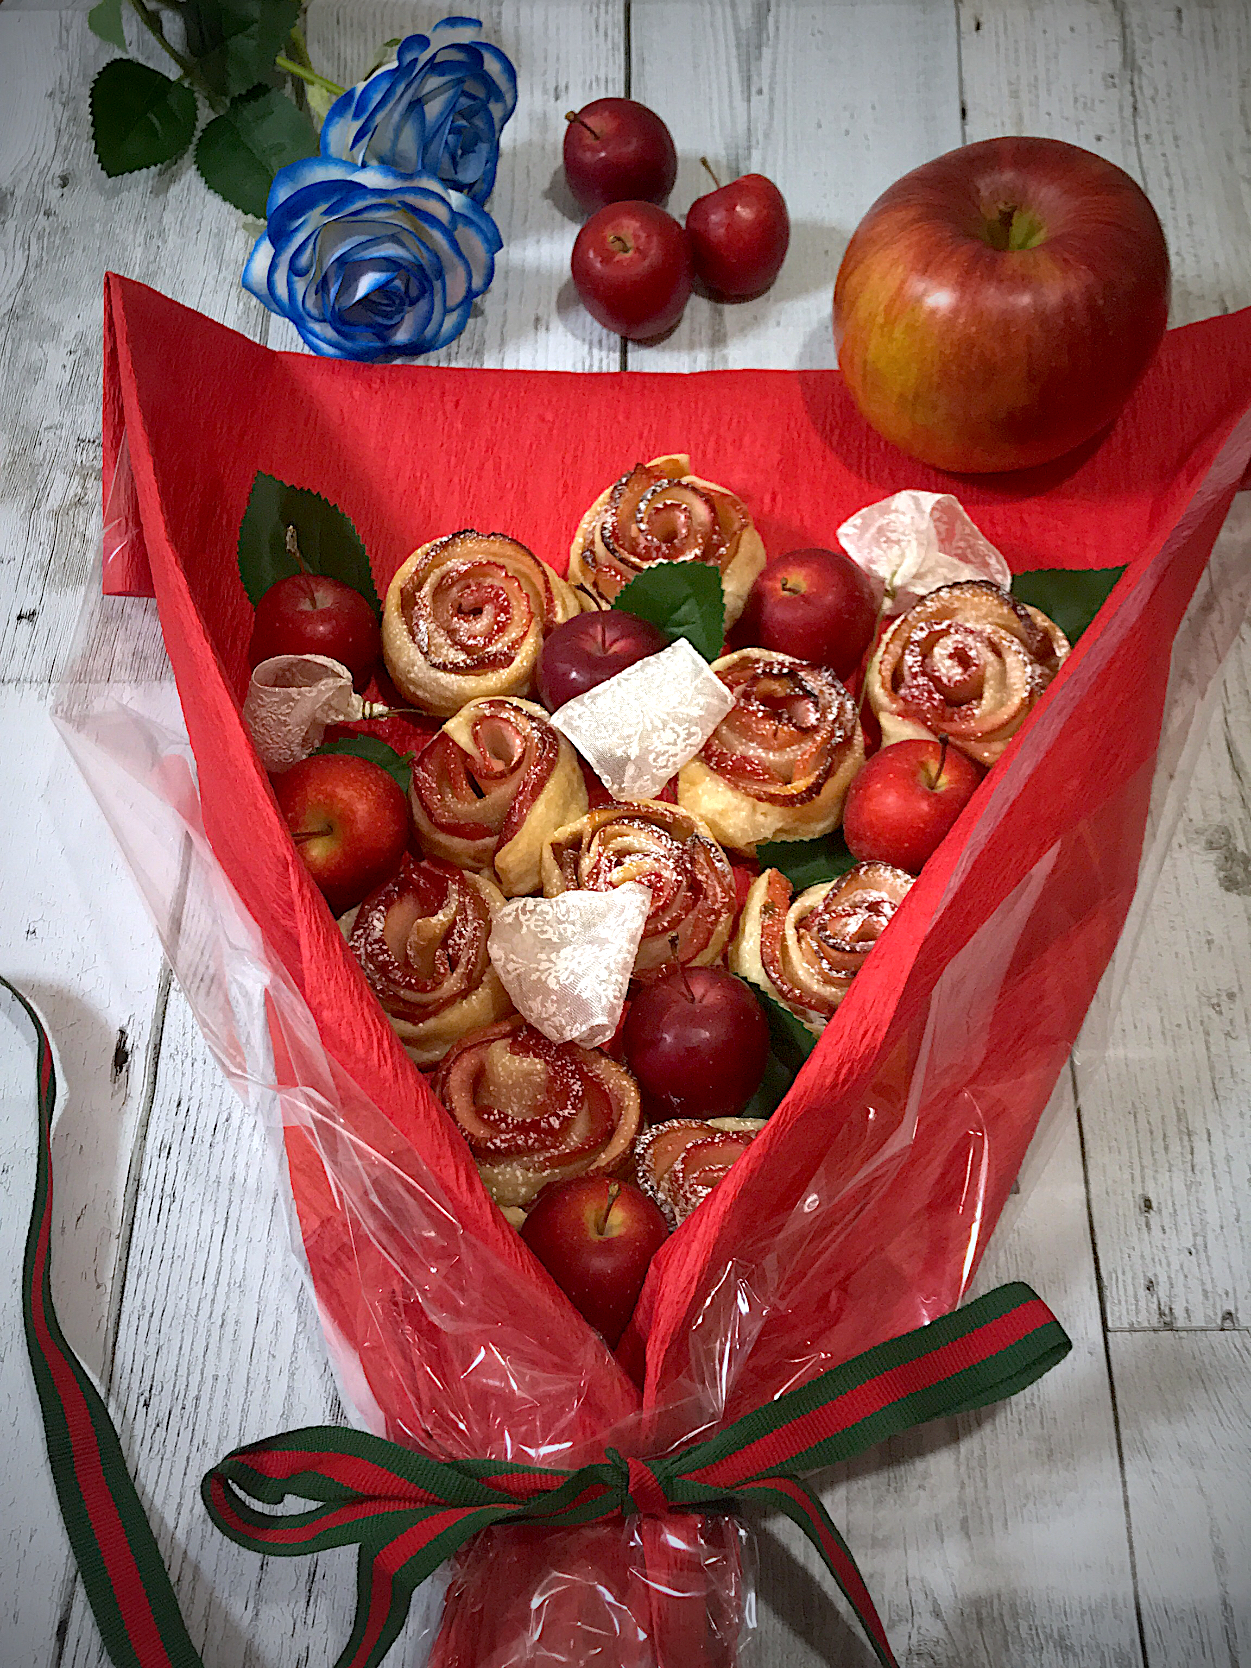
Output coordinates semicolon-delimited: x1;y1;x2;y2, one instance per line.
700;157;722;189
597;1180;621;1236
565;111;600;139
275;55;347;97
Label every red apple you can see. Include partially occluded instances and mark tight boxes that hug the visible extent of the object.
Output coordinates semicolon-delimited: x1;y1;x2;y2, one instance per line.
249;573;381;692
563;98;677;212
520;1177;669;1346
622;967;769;1122
273;752;409;916
842;739;982;873
685;164;789;298
736;548;877;679
571;201;693;340
833;136;1170;472
537;609;670;710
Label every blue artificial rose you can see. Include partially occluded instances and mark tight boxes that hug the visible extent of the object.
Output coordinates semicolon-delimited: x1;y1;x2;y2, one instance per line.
320;16;517;205
242;158;502;359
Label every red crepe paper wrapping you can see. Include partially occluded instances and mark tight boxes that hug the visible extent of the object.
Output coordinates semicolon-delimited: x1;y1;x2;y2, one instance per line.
83;274;1251;1664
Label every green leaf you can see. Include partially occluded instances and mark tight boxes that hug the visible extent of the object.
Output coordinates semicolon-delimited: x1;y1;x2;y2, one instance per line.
184;0;302;99
1012;566;1126;646
613;562;726;662
315;736;413;793
739;1047;794;1120
755;829;857;892
196;86;317;216
237;472;381;616
734;978;817;1118
90;59;197;176
88;0;127;51
364;37;402;77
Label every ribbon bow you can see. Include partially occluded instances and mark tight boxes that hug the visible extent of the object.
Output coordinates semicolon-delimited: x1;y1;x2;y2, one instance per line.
8;977;1071;1668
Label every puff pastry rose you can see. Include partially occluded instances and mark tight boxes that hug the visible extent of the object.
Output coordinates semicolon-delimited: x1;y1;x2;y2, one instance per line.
433;1015;641;1209
568;454;765;627
382;531;581;715
410;697;588;896
866;580;1069;766
678;649;864;853
542;800;737;979
635;1117;766;1228
731;862;913;1034
340;857;514;1067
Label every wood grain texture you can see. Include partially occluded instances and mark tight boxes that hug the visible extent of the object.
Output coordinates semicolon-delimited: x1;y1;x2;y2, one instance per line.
1112;1329;1251;1667
961;0;1251;1335
629;0;962;371
265;1;626;369
754;1077;1142;1667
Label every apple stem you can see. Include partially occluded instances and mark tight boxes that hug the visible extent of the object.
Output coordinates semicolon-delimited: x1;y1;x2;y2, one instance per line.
564;110;600;140
597;1180;621;1237
670;937;695;1002
608;233;631;254
779;578;802;595
700;156;722;190
293;825;332;843
928;734;950;789
285;524;320;608
575;582;608;611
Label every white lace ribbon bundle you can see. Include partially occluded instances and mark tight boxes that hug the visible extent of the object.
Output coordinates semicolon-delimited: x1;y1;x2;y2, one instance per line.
551;636;734;801
837;491;1013;616
242;655;388;772
487;882;652;1048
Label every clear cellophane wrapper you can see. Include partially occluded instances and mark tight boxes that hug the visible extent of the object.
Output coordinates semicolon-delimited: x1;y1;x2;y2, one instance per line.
65;277;1251;1664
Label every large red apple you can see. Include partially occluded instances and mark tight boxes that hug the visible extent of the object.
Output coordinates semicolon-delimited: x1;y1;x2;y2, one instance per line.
842;739;982;873
833;136;1170;472
571;201;693;340
249;574;381;692
736;547;877;679
520;1177;669;1347
273;752;409;916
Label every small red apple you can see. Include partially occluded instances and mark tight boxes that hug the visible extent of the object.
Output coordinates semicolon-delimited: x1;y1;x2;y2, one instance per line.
520;1177;669;1346
736;548;877;680
249;573;381;692
622;967;769;1122
842;739;982;874
571;201;693;340
562;98;677;213
685;161;789;298
273;752;409;916
537;609;670;710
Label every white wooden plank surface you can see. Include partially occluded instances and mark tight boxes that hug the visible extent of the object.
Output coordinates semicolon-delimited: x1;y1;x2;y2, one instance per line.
0;3;1248;1667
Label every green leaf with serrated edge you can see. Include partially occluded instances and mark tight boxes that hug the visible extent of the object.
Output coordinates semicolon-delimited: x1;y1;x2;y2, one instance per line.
1012;566;1126;646
756;829;857;892
739;1048;794;1119
90;60;197;176
88;0;127;51
185;0;301;99
196;87;316;216
613;562;726;663
315;736;412;792
732;976;816;1119
237;472;381;616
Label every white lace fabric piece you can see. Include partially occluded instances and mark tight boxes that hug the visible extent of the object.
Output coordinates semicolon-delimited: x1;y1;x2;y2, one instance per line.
551;637;735;800
487;883;653;1048
837;491;1013;616
242;654;366;772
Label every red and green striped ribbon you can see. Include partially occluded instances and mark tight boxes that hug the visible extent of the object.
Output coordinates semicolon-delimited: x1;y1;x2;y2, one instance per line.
11;977;1071;1668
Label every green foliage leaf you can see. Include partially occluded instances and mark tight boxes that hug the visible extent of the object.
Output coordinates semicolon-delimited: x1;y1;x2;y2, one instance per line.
613;562;726;662
196;86;317;216
364;37;402;77
755;829;857;892
88;0;127;51
90;59;197;176
735;979;817;1118
184;0;302;99
315;736;412;792
1012;566;1126;646
237;472;381;616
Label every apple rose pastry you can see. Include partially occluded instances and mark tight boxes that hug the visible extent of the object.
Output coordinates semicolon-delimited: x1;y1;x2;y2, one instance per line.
731;862;914;1035
542;801;737;979
432;1016;641;1209
568;454;765;627
635;1117;766;1228
678;649;864;852
340;857;514;1067
866;579;1070;766
382;531;581;716
410;697;588;896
